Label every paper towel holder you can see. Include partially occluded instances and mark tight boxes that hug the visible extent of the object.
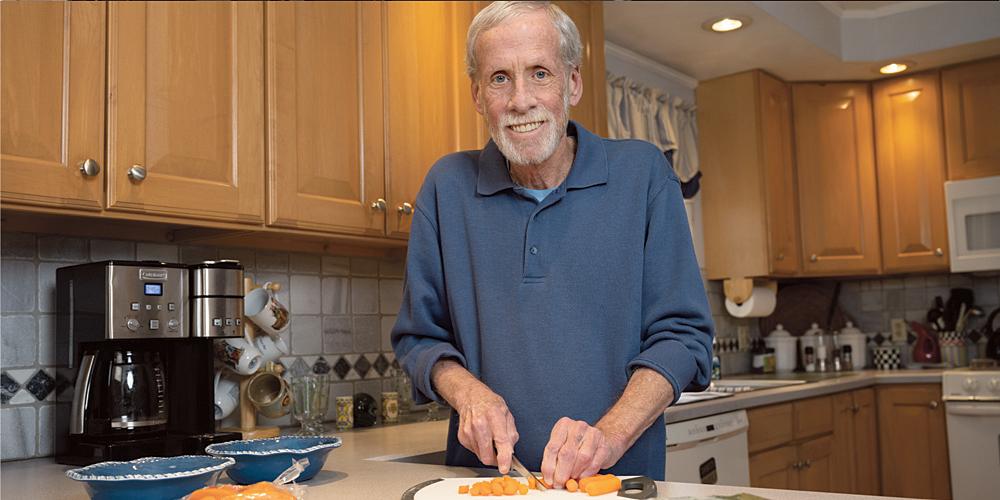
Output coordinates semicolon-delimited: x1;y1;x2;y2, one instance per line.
723;278;777;304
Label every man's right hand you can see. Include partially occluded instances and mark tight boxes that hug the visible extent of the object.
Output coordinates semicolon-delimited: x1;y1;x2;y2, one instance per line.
431;359;520;473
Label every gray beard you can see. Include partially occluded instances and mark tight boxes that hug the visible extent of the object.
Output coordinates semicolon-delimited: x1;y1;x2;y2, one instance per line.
488;91;571;167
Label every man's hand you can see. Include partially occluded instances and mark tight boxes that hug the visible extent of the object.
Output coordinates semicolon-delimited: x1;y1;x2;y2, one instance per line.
431;359;520;473
540;418;625;489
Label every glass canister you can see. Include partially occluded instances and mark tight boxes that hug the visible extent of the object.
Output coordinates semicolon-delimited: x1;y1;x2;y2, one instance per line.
381;392;399;424
335;396;354;430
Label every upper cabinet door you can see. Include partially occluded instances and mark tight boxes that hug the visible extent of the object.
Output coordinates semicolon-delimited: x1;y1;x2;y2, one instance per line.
758;72;800;275
942;57;1000;180
554;1;608;137
793;83;881;276
266;2;384;236
383;1;483;239
873;72;950;273
107;1;264;223
1;1;105;211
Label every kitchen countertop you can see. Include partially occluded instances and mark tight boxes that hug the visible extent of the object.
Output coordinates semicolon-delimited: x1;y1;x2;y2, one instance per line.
0;370;936;499
665;369;943;423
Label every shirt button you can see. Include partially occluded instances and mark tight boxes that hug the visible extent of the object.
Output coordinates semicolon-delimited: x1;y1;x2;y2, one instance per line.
529;246;538;255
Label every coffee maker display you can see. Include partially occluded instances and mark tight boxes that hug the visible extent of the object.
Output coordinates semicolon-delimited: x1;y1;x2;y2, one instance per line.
56;261;243;466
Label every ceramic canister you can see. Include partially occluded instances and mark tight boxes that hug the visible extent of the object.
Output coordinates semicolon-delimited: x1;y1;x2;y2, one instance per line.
336;396;353;430
838;321;869;370
764;324;797;373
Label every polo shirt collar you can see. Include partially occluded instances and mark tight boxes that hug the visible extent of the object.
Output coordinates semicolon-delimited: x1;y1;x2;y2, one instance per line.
476;120;609;196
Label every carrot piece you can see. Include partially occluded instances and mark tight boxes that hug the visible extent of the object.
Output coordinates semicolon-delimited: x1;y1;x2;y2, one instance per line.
585;475;622;496
578;475;597;490
491;482;505;496
459;484;470;494
518;483;529;495
527;476;536;489
503;480;518;495
566;478;579;492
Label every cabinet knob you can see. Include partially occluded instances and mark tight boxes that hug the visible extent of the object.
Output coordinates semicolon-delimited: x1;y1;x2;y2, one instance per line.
776;253;785;261
803;459;812;469
370;198;387;212
935;248;944;257
78;158;101;177
792;461;803;470
397;202;414;215
127;165;147;182
929;400;939;409
852;404;860;413
810;254;818;262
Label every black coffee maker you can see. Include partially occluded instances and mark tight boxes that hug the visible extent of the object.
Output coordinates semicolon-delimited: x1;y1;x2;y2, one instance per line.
55;261;242;465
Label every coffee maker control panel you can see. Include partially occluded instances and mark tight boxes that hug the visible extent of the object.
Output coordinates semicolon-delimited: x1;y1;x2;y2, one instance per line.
107;264;187;339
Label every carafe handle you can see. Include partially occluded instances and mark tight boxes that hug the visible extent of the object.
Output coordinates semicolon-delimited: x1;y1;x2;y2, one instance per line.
70;354;98;435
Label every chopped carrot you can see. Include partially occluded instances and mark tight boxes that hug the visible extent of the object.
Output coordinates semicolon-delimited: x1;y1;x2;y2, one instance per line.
566;478;579;492
459;484;470;494
527;476;536;489
491;481;504;496
585;475;622;496
518;483;529;495
503;480;518;495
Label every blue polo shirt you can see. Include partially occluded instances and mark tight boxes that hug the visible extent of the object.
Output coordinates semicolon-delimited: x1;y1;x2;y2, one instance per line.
391;121;714;479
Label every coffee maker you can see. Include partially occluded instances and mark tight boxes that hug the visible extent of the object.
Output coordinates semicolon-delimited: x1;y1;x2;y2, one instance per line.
55;261;243;465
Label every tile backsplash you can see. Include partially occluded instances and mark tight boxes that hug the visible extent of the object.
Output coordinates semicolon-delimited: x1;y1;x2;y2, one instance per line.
1;231;406;461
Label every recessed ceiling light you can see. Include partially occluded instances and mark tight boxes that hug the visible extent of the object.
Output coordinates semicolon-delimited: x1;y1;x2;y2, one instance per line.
878;62;913;75
702;16;752;33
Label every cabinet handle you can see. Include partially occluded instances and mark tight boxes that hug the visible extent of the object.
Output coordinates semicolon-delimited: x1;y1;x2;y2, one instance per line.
776;253;785;261
929;400;939;409
803;459;812;469
852;404;860;413
370;198;387;212
935;248;944;257
127;165;147;182
809;254;818;262
78;158;101;177
397;202;414;215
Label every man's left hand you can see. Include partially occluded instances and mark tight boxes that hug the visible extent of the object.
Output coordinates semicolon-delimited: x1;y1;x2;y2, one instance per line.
539;417;626;489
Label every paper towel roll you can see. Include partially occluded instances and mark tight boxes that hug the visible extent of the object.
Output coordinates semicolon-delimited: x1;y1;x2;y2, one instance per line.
725;286;777;318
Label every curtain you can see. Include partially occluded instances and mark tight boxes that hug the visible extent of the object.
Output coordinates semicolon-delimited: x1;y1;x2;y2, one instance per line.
605;73;699;194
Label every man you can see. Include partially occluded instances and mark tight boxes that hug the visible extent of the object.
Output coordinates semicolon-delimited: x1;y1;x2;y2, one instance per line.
391;1;713;487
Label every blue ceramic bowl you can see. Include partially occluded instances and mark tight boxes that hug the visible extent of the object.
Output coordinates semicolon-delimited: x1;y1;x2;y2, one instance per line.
66;455;235;500
205;436;341;485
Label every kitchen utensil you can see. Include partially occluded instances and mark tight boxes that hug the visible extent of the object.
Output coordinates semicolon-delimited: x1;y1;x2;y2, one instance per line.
928;297;945;331
911;321;942;364
206;436;341;485
291;374;329;435
66;455;234;500
945;288;975;331
401;476;657;499
510;455;546;490
985;306;1000;362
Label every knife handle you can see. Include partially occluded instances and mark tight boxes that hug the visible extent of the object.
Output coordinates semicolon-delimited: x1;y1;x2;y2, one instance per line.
618;476;658;499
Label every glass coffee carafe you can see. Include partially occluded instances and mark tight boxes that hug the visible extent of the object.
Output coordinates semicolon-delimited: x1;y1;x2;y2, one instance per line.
106;350;169;431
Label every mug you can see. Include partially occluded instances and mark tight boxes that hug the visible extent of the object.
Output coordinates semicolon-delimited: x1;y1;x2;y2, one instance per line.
214;370;240;421
246;371;293;419
254;333;289;365
215;336;263;375
244;283;290;336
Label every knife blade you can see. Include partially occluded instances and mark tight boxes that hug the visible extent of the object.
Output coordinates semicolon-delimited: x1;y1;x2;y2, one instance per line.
509;455;547;491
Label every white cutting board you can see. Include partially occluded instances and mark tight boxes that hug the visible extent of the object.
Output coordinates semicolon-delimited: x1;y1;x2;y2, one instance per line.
411;477;640;499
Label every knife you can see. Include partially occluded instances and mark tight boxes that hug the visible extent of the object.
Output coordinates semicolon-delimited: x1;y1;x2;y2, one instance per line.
509;455;547;491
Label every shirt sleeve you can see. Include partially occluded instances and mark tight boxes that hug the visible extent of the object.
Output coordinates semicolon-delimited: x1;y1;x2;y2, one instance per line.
626;155;715;404
391;205;467;405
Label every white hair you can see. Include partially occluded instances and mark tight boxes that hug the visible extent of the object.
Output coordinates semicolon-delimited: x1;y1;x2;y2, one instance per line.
465;1;583;79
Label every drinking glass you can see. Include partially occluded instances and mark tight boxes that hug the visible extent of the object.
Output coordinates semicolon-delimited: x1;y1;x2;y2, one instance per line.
291;374;329;435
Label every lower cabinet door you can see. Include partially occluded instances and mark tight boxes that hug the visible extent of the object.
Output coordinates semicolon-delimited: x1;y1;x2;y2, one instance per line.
797;435;835;492
749;445;797;490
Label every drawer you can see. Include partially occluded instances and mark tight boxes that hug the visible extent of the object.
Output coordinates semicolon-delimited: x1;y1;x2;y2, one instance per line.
748;402;794;453
794;396;834;439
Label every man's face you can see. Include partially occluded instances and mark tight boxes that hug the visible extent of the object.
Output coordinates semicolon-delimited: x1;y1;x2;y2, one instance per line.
472;10;582;166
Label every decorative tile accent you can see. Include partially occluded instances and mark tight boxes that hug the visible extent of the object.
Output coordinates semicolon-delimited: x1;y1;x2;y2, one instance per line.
25;369;55;401
373;354;390;377
55;369;74;399
343;354;361;381
289;358;311;379
968;329;982;343
872;333;886;346
6;369;37;404
1;372;20;404
313;356;331;375
2;260;37;313
354;355;372;379
332;357;352;380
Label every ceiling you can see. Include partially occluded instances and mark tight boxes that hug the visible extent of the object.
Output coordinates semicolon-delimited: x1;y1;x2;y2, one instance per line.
603;1;1000;83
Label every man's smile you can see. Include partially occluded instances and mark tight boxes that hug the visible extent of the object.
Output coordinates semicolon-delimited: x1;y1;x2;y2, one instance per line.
508;120;545;133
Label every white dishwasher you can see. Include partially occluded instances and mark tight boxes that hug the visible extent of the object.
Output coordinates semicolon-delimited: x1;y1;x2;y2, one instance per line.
665;410;750;486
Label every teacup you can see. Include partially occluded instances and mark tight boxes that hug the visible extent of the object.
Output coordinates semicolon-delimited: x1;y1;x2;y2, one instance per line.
244;283;290;336
214;370;240;420
215;336;263;375
254;333;289;365
246;371;293;419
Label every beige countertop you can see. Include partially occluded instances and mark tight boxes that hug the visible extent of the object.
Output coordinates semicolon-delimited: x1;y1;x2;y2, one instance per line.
1;370;936;499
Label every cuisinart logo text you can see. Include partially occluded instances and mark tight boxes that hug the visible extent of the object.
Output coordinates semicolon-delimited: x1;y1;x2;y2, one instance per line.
139;269;169;280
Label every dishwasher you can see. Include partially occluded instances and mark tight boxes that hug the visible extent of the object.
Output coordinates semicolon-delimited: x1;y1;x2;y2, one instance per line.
665;410;750;486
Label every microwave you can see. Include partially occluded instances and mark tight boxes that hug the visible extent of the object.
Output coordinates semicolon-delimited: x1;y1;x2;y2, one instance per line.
944;175;1000;272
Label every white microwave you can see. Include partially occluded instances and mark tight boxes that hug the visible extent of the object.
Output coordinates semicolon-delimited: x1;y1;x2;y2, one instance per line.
944;175;1000;272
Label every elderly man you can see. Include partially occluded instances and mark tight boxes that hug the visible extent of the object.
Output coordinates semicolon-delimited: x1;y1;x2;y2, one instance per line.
391;1;713;487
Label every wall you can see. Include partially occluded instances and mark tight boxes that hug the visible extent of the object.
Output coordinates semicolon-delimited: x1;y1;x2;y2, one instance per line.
0;231;406;461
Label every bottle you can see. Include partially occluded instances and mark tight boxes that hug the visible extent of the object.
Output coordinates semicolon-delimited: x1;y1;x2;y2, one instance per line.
752;339;767;374
804;346;816;372
763;348;776;374
711;338;722;380
842;345;854;371
832;347;842;372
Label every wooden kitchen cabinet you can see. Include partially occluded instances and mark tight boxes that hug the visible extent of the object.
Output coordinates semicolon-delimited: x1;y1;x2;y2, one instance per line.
873;72;950;273
941;57;1000;180
383;1;483;239
877;384;951;500
1;1;105;211
554;1;608;138
831;388;880;495
792;83;881;276
106;1;264;224
265;1;385;236
749;445;797;489
748;395;835;492
699;70;801;280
